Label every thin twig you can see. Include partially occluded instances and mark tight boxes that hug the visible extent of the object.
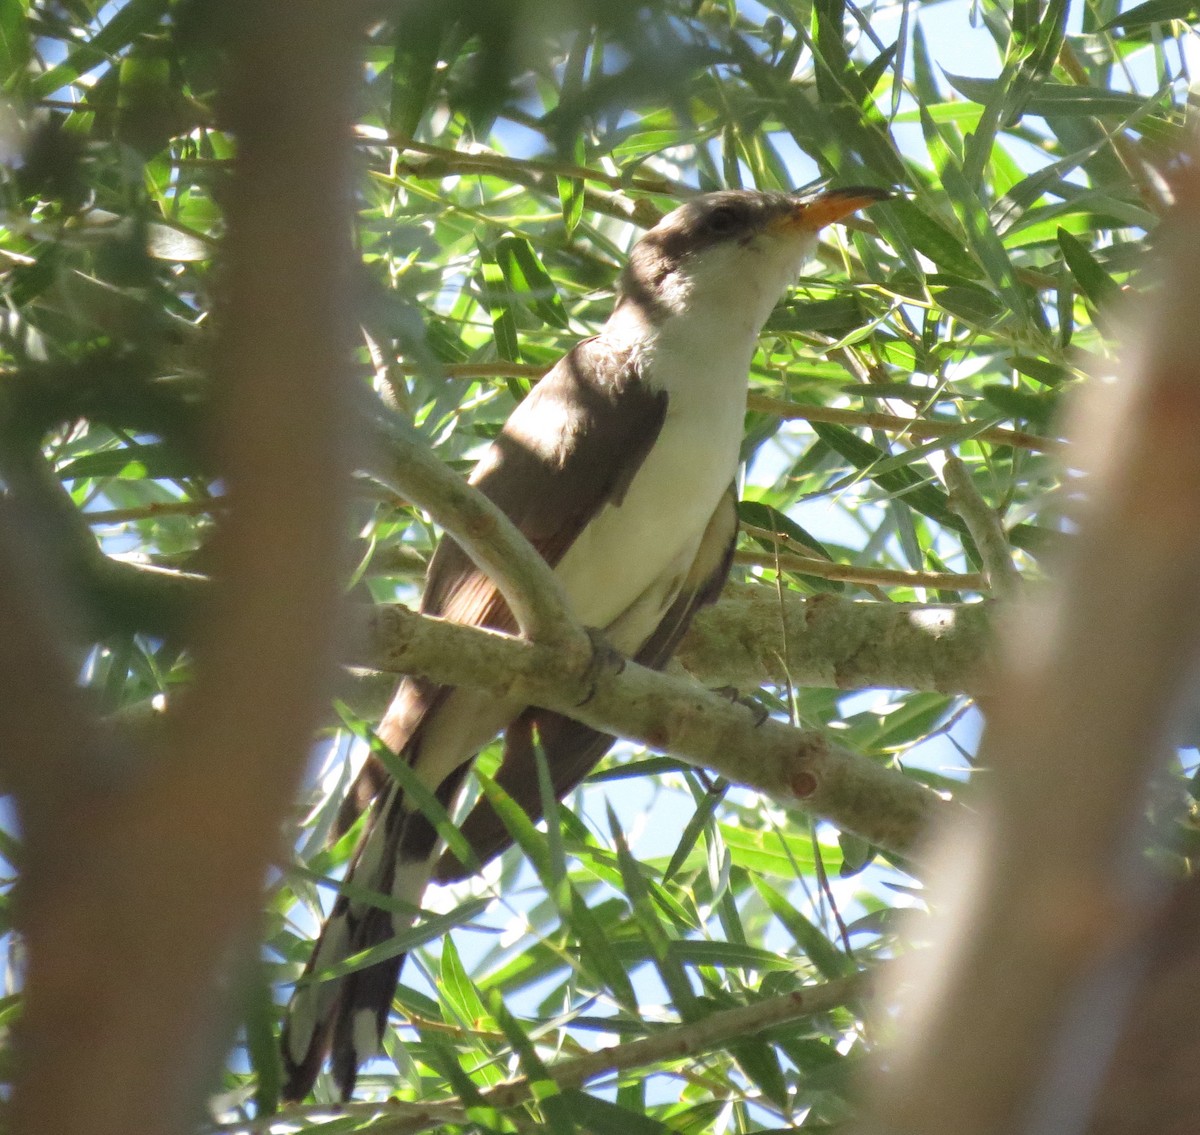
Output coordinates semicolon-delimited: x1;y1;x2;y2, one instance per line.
735;549;991;592
392;362;1055;452
745;393;1057;453
942;455;1022;601
212;973;866;1135
382;974;867;1134
84;499;225;524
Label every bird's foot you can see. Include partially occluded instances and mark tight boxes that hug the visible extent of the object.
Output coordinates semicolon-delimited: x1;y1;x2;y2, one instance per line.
575;627;626;706
710;684;770;727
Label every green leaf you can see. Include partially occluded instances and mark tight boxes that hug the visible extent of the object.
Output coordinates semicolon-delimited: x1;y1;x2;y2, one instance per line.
534;741;568;896
439;936;489;1030
931;279;1007;326
1010;355;1068;386
885;199;980;278
567;887;640;1010
730;1035;789;1107
57;442;193;481
663;778;727;882
477;768;553;885
811;421;974;547
751;876;854;979
982;384;1057;426
1057;227;1120;308
478;241;521;362
390;12;444;138
558;174;585;235
556;1090;671;1135
0;0;30;90
487;991;568;1126
738;500;834;559
29;0;169;98
494;234;571;330
838;831;875;876
671;940;799;971
944;72;1152;118
610;804;697;1014
305;897;491;981
242;957;281;1116
717;823;838;877
333;703;481;878
1099;0;1199;28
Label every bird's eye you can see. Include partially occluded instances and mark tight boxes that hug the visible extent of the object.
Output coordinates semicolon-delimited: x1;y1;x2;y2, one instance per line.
705;206;741;235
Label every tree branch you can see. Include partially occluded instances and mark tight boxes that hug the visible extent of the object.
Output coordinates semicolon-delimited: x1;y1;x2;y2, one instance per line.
942;455;1023;600
394;361;1057;453
362;412;592;663
212;971;867;1135
356;603;943;858
10;8;359;1133
676;582;994;694
862;160;1200;1135
350;583;993;701
372;974;869;1135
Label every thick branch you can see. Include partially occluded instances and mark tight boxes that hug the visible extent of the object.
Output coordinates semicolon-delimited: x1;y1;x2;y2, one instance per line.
10;9;358;1134
352;583;993;699
357;603;943;858
676;582;994;694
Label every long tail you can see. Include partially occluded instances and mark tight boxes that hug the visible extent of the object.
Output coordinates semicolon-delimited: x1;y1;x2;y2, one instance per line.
281;759;470;1101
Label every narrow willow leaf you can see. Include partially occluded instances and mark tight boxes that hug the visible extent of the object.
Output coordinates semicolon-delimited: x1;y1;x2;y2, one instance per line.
333;702;480;877
478;240;521;362
1099;0;1199;29
609;804;697;1014
494;234;571;330
1057;227;1120;308
751;876;854;979
663;782;727;882
558;174;585;235
944;72;1152;118
308;897;491;981
0;0;31;90
557;1090;671;1135
439;935;489;1030
30;0;168;98
243;958;281;1116
390;13;443;138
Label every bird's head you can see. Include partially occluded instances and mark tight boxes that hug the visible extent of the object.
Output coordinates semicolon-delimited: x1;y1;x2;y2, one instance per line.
615;186;891;334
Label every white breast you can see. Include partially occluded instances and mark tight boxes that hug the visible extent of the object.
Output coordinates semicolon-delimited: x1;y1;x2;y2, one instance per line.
551;224;818;642
551;302;757;636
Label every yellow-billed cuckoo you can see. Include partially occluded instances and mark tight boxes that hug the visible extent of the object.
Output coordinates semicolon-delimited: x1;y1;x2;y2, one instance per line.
281;186;890;1100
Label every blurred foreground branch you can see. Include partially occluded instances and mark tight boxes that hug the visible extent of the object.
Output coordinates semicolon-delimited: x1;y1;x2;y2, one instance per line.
8;8;359;1134
860;162;1200;1135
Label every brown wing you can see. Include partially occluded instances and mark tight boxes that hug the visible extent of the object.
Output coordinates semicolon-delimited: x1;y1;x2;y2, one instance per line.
433;484;740;882
421;335;668;629
333;337;669;836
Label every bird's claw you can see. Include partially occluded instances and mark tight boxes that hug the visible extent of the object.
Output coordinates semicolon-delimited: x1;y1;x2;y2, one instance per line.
710;684;770;727
575;627;625;706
